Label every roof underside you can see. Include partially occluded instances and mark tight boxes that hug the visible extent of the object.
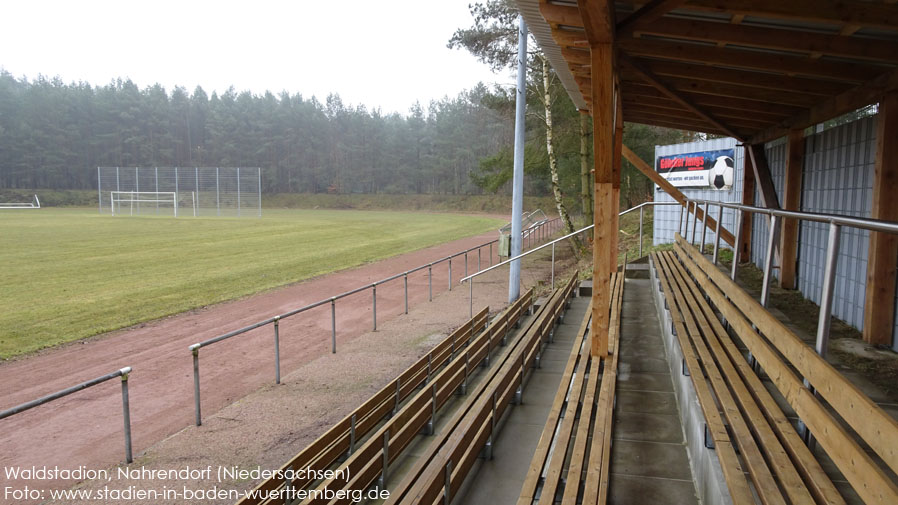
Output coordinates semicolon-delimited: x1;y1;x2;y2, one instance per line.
518;0;898;143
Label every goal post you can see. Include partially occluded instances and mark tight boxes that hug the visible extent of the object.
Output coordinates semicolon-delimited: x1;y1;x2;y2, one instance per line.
0;194;40;209
110;191;195;217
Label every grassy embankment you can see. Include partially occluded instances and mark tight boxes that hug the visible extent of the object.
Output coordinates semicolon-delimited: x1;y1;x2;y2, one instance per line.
0;208;503;358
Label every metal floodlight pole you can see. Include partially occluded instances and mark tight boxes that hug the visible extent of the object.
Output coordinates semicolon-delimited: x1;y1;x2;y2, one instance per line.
508;14;527;304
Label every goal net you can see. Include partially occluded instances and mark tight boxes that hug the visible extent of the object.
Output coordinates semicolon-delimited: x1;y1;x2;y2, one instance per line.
110;191;195;217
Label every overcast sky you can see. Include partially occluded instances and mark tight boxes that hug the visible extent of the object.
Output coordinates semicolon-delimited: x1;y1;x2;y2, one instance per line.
1;0;510;115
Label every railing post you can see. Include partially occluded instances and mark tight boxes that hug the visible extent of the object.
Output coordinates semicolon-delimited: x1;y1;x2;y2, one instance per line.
464;252;468;278
372;284;377;332
448;258;452;291
428;264;433;301
684;201;691;241
815;223;842;358
120;367;133;463
191;345;202;426
700;202;709;252
404;273;409;314
331;298;337;353
469;279;474;319
489;242;493;267
760;215;780;308
379;429;390;488
731;209;744;281
679;202;685;236
691;202;699;245
552;242;555;291
639;205;644;258
713;204;724;265
478;247;482;271
274;317;281;384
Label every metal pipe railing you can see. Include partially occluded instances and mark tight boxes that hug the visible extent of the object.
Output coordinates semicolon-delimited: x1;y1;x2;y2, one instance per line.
682;197;898;448
462;202;678;317
188;217;560;425
0;367;134;463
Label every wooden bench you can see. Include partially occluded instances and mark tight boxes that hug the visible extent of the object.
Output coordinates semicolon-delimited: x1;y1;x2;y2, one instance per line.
383;272;580;505
237;295;525;505
651;235;898;505
516;270;624;505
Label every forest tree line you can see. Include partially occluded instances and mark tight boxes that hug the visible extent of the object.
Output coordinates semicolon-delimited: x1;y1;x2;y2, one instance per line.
0;63;700;209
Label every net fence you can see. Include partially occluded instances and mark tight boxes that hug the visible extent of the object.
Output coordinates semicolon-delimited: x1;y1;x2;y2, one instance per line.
97;167;261;217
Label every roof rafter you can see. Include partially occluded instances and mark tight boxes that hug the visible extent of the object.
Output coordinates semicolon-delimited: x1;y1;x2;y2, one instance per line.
681;0;898;32
616;0;688;38
618;53;743;140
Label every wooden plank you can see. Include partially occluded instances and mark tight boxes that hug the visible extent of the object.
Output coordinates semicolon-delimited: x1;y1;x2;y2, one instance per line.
596;273;624;505
864;90;898;346
620;144;736;246
591;41;614;358
674;236;898;496
679;0;898;32
661;252;817;505
780;130;804;289
619;53;743;139
625;83;805;118
628;75;824;108
623;114;731;136
652;253;755;505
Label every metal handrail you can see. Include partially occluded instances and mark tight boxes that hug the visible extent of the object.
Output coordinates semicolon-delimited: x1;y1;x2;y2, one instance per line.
188;217;561;425
0;367;134;463
461;202;679;318
679;196;898;447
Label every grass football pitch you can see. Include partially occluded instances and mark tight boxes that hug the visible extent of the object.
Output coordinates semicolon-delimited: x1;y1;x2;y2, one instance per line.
0;208;502;358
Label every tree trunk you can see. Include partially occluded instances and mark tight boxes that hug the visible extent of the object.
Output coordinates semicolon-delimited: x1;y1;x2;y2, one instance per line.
580;111;592;224
542;56;581;255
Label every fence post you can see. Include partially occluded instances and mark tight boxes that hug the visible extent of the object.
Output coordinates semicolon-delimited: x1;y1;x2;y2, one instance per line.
469;279;474;319
372;284;377;332
639;206;644;258
815;223;842;358
120;367;133;464
760;215;780;308
692;202;699;245
428;264;433;301
551;242;556;290
684;201;691;241
679;202;685;236
190;345;202;426
731;209;744;281
404;273;409;314
464;252;468;278
489;242;493;267
331;298;337;353
478;247;481;271
448;258;452;291
274;317;281;384
713;204;724;265
700;202;709;252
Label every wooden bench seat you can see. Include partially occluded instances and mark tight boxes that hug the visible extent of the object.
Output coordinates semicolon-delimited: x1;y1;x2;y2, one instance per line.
237;292;529;505
650;235;898;505
516;270;624;505
384;272;580;505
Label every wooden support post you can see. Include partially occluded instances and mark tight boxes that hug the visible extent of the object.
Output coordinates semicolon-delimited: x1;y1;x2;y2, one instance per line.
591;42;614;359
863;91;898;347
780;130;804;289
611;89;623;270
740;145;755;263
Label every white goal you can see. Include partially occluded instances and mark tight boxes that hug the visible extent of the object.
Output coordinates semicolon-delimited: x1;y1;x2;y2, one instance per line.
110;191;195;217
0;194;40;209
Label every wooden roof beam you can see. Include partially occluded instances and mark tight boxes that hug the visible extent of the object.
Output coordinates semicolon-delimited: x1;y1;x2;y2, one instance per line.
682;0;898;32
619;53;743;140
624;84;805;117
628;17;898;64
750;67;898;144
618;38;885;84
577;0;615;45
616;0;688;39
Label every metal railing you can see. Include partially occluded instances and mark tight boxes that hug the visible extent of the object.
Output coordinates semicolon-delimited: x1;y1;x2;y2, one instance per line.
0;367;133;463
681;198;898;360
189;217;561;426
461;202;679;316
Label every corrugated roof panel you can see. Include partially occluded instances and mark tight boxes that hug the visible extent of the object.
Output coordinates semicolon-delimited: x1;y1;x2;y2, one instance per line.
517;0;589;110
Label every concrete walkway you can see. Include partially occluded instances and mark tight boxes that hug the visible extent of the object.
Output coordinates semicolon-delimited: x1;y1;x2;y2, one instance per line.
611;277;701;504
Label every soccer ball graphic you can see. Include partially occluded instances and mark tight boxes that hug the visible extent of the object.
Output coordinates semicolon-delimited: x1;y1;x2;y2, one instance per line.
710;156;735;190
